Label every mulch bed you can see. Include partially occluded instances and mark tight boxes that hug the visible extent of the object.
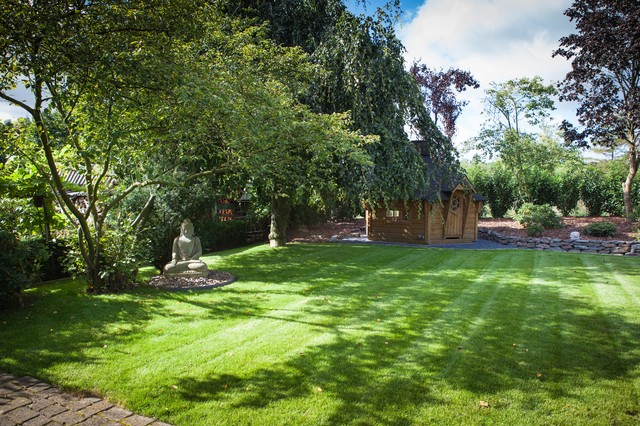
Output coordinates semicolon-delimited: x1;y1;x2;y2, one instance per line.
479;216;639;241
289;220;366;243
148;270;236;291
287;217;639;242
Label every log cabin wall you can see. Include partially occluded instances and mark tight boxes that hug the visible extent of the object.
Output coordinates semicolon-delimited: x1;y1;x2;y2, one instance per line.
367;201;427;244
367;198;482;245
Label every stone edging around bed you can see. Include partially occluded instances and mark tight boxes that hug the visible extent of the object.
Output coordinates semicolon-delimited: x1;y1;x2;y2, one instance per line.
478;228;640;256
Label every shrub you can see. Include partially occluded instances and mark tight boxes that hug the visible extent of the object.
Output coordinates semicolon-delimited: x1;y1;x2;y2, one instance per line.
578;161;630;217
0;231;48;307
515;203;563;233
584;221;617;237
197;219;256;252
526;223;545;237
554;168;581;216
465;162;517;218
24;238;70;282
526;167;556;206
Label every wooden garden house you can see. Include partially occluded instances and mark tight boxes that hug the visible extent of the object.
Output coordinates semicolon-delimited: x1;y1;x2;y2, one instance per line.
365;142;485;245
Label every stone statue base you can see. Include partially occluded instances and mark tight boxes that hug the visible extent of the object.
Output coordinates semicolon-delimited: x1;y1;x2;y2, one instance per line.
164;269;210;279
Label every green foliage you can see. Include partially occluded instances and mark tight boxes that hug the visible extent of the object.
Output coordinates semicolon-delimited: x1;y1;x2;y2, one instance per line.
2;245;640;424
526;167;556;205
515;203;563;232
468;77;583;203
0;231;48;306
197;219;253;252
526;223;545;237
578;161;629;216
465;161;517;218
554;167;581;216
584;221;617;237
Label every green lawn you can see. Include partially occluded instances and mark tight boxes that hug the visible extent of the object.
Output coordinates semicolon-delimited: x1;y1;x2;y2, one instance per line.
2;243;640;425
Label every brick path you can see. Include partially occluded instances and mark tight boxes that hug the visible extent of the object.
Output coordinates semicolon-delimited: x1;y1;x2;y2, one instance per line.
0;373;171;426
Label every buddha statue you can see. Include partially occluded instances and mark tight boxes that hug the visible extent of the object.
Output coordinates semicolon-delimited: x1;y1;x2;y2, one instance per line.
163;219;209;278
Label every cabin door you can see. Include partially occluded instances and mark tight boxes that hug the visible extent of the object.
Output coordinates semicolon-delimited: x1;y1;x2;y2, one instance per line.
445;191;465;239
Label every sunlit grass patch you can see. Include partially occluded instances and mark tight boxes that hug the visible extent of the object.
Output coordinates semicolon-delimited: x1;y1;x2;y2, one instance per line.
1;244;639;425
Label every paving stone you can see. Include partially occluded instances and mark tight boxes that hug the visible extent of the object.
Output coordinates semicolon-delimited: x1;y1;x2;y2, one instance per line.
31;397;56;411
0;373;172;426
48;393;77;405
51;409;86;425
14;377;40;387
78;416;120;426
0;397;31;414
39;387;62;398
0;382;22;395
123;414;155;426
7;390;33;399
6;406;40;423
102;406;132;421
65;398;97;412
23;414;53;426
40;402;68;417
79;400;113;417
0;416;17;426
0;374;17;384
28;383;53;393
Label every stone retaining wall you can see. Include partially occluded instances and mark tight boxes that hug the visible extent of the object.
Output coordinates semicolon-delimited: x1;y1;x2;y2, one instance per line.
479;228;640;256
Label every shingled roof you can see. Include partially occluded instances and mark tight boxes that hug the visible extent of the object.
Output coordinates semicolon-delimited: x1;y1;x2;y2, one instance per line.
413;141;486;202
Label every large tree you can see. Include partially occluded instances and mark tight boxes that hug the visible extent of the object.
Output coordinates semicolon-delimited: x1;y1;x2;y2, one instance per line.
225;1;459;212
553;0;640;219
469;77;575;202
1;0;374;289
409;61;479;139
0;0;210;290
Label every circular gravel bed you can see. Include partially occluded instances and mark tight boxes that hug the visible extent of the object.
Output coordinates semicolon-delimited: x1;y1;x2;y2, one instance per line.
148;270;236;291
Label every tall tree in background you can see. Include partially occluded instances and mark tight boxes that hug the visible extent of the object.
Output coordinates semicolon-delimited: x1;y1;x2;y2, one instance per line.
554;0;640;219
469;77;565;202
226;1;459;208
410;62;479;139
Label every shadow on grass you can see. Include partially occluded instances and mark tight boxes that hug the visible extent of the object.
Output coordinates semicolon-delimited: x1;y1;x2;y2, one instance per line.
2;244;640;423
174;247;640;423
0;280;264;382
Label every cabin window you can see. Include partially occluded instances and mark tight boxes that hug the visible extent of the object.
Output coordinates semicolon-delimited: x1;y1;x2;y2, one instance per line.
385;209;409;221
386;209;400;218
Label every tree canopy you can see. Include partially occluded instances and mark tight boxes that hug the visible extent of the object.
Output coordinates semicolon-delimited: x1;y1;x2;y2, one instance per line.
0;0;375;288
410;62;479;139
468;77;580;203
553;0;640;219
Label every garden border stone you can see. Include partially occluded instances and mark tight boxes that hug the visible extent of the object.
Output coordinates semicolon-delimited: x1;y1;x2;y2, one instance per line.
479;228;640;256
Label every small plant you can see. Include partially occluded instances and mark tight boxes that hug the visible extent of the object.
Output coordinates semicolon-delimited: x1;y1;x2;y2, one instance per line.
515;203;563;235
0;231;48;307
584;221;617;237
526;224;545;237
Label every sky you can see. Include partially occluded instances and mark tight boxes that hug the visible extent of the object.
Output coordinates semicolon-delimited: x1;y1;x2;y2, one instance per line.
396;0;577;150
2;0;578;153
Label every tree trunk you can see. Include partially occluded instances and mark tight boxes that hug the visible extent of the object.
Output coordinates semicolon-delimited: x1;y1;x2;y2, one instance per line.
623;148;639;221
269;195;291;248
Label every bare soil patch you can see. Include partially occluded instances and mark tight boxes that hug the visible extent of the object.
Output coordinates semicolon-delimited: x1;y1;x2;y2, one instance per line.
289;220;365;243
288;217;639;242
479;216;639;241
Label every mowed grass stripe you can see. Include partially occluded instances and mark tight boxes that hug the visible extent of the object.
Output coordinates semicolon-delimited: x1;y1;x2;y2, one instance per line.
3;244;640;425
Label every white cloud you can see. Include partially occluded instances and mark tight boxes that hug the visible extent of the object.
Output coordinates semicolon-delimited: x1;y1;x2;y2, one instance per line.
0;86;33;121
399;0;577;149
